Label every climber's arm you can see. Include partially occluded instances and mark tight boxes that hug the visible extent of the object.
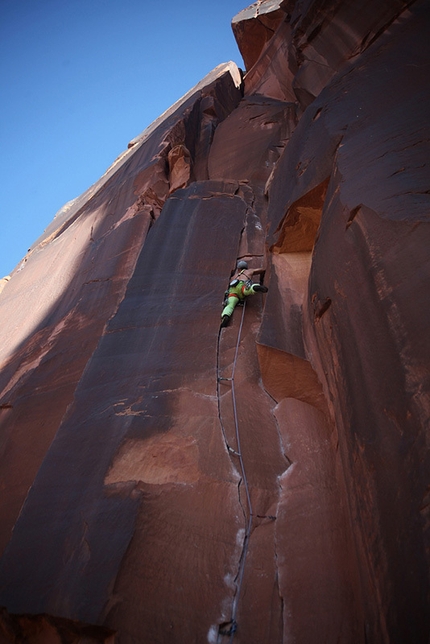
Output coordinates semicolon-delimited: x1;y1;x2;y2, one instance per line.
251;267;266;283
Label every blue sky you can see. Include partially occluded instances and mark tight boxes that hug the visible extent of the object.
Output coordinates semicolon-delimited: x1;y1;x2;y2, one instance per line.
0;0;247;277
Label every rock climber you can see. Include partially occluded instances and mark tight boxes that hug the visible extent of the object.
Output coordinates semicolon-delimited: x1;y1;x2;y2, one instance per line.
221;260;268;327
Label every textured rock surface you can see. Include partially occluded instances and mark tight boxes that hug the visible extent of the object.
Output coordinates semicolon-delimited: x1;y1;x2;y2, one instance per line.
0;62;242;562
232;0;286;71
0;0;429;643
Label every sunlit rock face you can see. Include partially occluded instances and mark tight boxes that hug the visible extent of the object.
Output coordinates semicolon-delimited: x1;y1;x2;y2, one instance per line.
0;1;429;643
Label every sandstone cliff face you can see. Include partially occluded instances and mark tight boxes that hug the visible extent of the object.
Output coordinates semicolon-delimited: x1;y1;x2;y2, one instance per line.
0;1;429;643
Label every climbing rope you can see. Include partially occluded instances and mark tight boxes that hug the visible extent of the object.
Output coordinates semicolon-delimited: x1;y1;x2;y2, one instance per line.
216;301;254;642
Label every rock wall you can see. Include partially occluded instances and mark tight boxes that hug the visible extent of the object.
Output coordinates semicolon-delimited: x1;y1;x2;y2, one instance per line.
0;1;429;643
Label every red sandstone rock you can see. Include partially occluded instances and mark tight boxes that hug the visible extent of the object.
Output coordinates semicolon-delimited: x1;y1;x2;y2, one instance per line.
232;0;286;71
263;0;430;640
0;277;10;295
0;608;115;643
274;397;362;642
0;63;242;561
167;143;191;193
0;1;429;643
243;20;296;102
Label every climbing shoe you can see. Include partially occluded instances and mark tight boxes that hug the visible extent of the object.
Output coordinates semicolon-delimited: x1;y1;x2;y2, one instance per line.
253;284;268;293
221;315;230;328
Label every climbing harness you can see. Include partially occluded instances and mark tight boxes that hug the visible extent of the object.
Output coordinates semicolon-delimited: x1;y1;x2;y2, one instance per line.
216;301;254;643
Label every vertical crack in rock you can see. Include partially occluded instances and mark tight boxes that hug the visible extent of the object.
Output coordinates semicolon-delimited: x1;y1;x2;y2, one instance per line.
216;286;251;642
215;258;258;638
216;257;287;641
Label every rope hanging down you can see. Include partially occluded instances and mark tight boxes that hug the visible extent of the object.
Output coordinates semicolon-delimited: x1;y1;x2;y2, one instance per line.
216;301;254;642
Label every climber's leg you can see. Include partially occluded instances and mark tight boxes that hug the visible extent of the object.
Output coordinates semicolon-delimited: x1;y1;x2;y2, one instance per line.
251;283;268;293
221;293;240;318
221;282;268;327
240;282;268;297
